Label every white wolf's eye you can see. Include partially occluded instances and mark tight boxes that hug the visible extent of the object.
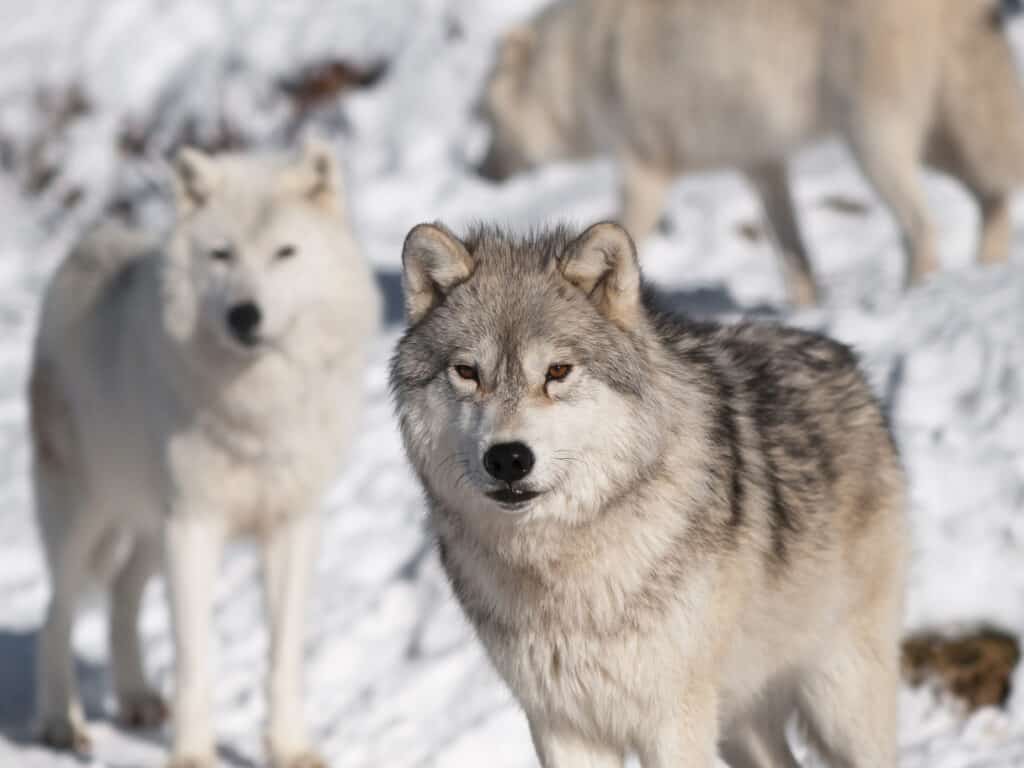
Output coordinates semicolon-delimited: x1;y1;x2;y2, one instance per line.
210;246;234;262
454;364;479;382
546;364;572;382
275;244;297;261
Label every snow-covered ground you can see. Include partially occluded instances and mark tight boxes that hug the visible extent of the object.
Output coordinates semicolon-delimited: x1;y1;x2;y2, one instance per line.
0;1;1023;766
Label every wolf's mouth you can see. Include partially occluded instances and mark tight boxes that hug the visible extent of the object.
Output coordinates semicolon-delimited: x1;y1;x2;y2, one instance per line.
486;488;543;507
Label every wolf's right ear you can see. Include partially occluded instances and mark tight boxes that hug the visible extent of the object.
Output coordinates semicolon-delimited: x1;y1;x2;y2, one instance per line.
401;224;475;325
560;222;642;330
173;147;219;213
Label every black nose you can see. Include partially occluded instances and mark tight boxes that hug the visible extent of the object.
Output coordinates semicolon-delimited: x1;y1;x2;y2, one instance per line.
483;442;535;484
226;301;262;344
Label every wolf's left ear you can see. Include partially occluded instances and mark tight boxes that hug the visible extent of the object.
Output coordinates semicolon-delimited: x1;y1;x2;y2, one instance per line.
401;223;475;325
560;222;642;330
285;137;343;210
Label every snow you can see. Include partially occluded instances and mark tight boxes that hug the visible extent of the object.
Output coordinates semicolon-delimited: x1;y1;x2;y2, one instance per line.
0;1;1022;766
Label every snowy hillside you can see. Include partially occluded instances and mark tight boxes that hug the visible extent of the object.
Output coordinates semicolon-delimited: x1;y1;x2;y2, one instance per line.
0;1;1023;766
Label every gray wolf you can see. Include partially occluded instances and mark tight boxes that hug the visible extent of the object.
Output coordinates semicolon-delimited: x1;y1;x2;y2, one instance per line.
477;0;1024;305
390;220;907;766
30;140;379;768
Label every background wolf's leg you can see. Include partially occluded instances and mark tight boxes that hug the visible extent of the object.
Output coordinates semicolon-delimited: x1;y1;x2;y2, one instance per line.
165;514;224;766
619;154;673;239
264;511;321;768
846;120;937;288
36;507;99;752
746;161;820;307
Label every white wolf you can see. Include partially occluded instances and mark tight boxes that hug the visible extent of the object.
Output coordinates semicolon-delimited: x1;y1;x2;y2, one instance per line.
477;0;1024;305
30;141;379;768
391;221;907;766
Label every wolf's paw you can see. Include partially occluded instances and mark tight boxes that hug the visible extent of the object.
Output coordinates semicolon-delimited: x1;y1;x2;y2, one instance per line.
275;750;328;768
165;754;216;768
118;688;168;729
39;716;92;754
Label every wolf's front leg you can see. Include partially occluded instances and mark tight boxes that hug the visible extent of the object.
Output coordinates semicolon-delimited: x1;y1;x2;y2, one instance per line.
165;514;225;768
634;692;719;768
528;719;624;768
263;511;322;768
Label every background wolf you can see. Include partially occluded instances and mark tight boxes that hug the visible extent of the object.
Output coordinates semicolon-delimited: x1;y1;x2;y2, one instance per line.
30;141;379;768
391;221;907;766
477;0;1024;305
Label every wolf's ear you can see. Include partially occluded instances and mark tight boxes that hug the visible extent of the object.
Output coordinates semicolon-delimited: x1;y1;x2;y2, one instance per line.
173;147;219;213
560;222;642;330
284;137;343;210
401;223;475;325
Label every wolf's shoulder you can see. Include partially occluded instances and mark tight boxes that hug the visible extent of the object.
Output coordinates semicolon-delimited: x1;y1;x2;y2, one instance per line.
656;312;859;378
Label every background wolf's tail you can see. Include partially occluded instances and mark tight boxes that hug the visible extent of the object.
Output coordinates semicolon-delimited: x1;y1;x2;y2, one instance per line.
34;219;156;352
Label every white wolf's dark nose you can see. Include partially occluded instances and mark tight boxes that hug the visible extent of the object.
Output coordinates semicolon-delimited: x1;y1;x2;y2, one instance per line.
226;301;262;345
483;442;535;483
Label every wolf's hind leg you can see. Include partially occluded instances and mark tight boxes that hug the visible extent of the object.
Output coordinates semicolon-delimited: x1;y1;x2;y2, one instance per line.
846;117;938;288
110;533;166;728
976;192;1012;266
619;155;673;239
35;498;101;752
747;162;819;307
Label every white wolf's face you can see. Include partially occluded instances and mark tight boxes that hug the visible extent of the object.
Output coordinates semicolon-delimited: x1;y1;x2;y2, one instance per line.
393;223;664;525
165;142;348;358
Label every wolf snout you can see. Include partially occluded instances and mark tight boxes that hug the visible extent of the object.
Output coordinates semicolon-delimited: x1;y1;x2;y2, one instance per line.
226;301;262;346
483;441;535;483
475;144;510;182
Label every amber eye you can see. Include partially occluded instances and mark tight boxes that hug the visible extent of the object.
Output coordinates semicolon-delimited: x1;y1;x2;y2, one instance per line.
546;364;572;382
454;365;479;382
275;244;297;260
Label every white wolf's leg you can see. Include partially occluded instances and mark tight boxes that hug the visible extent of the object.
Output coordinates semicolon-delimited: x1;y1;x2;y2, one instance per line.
746;162;820;307
36;505;100;752
846;123;938;288
619;155;673;239
110;533;166;728
165;514;224;768
528;719;624;768
795;618;900;768
263;511;322;768
720;691;799;768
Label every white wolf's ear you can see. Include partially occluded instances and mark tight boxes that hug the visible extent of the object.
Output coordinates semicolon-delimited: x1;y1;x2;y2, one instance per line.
401;223;475;325
560;222;643;330
283;137;343;211
173;147;219;213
